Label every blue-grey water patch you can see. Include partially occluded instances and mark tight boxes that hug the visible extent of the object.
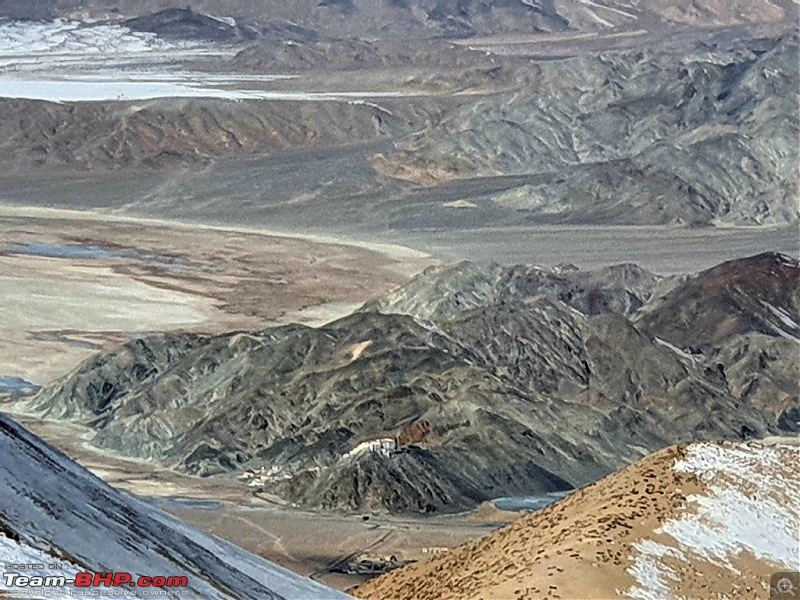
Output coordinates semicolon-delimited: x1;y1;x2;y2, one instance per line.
0;376;40;394
493;491;571;512
3;243;186;268
4;243;124;259
156;497;225;510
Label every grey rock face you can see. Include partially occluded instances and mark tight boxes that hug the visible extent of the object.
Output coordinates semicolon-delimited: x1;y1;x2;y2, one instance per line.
378;33;800;226
21;253;799;514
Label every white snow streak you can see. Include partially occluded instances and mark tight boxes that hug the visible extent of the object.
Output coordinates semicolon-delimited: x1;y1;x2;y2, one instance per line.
761;300;800;330
654;337;698;365
625;443;800;600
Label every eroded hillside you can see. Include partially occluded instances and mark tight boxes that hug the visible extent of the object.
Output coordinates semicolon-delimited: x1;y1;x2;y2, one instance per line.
15;253;799;514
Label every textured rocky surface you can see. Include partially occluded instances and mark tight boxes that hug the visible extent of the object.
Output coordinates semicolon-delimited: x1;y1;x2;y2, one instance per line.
0;3;795;228
1;1;794;38
0;97;435;170
18;252;799;515
377;31;799;226
0;0;800;229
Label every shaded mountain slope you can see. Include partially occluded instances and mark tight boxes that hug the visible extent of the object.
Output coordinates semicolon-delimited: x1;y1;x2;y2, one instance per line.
354;439;800;600
17;253;799;514
635;251;800;347
0;96;433;170
0;413;350;599
124;8;259;42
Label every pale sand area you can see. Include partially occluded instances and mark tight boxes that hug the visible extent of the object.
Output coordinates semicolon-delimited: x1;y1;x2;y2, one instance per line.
0;205;434;384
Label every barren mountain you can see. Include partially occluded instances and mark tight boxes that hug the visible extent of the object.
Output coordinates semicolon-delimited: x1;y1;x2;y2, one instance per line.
354;439;800;600
1;0;794;38
0;413;350;599
15;253;799;515
0;97;435;170
0;2;795;228
377;31;799;226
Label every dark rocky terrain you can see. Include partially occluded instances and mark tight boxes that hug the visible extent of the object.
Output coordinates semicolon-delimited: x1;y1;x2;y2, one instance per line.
17;252;799;515
1;1;794;38
124;8;260;42
376;31;799;226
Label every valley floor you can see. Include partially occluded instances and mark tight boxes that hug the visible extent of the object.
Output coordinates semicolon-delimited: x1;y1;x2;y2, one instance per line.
0;205;432;386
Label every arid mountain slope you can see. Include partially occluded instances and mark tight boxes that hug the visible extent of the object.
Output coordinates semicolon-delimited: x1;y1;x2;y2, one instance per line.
1;0;794;38
354;439;800;600
377;32;799;225
0;3;795;227
0;97;434;170
0;414;350;599
16;253;799;515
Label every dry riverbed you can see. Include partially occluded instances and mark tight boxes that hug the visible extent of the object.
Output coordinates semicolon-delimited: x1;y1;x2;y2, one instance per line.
0;206;433;386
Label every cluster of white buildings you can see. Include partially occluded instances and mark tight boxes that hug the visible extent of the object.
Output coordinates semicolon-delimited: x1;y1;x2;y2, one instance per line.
238;465;293;488
239;437;398;489
344;438;397;459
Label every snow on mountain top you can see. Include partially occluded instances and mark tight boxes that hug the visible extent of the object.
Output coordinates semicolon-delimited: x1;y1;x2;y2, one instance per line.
0;414;351;599
626;441;800;600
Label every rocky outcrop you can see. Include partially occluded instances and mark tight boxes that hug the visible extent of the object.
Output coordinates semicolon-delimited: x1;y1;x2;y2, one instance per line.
19;253;799;514
125;8;258;42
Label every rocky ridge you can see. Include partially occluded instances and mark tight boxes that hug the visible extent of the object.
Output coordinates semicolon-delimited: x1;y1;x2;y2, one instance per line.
15;252;799;515
0;413;350;599
354;439;800;599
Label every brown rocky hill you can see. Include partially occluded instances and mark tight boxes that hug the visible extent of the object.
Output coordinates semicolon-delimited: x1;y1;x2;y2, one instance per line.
355;439;800;600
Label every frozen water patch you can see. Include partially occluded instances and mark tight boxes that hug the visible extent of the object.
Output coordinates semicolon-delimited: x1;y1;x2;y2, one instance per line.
0;79;409;102
0;376;39;394
493;491;570;512
0;20;414;103
4;243;124;260
0;19;183;57
3;242;188;269
625;443;800;599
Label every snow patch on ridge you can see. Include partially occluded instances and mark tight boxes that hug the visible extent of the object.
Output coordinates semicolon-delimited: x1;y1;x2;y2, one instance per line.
625;442;800;600
0;536;80;598
654;337;698;365
0;414;351;599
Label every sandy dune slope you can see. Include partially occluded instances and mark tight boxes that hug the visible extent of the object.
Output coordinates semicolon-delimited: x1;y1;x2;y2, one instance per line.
355;439;800;600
